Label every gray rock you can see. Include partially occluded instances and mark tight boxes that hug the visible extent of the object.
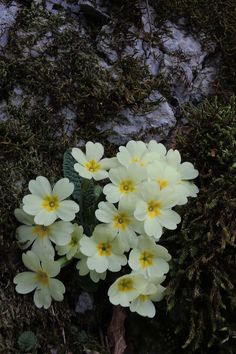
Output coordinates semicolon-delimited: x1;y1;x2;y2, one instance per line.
61;106;77;137
97;25;118;64
123;30;163;77
75;291;93;314
9;87;24;107
140;0;156;34
0;1;20;49
96;90;176;145
45;0;80;15
0;100;8;122
121;3;164;77
159;20;218;103
78;0;110;21
29;32;54;58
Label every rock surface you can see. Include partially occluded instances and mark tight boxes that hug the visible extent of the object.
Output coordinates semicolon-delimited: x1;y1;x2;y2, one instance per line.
96;91;176;144
0;0;219;145
0;1;20;49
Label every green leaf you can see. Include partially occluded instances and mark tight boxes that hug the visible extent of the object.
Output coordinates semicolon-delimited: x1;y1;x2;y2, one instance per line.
80;179;97;235
18;331;37;352
63;149;82;202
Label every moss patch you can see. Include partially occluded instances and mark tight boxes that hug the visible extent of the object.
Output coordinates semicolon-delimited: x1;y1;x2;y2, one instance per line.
149;0;236;95
126;97;236;353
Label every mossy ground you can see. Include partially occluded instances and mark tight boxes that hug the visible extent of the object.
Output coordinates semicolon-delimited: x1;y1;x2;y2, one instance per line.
0;1;236;353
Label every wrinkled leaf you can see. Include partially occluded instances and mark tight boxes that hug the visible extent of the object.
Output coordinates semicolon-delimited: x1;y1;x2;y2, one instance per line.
18;331;37;352
63;149;82;202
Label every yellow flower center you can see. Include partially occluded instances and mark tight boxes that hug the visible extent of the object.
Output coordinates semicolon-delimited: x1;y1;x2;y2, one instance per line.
119;179;136;194
131;157;145;167
117;278;134;292
147;200;161;218
157;178;168;190
42;195;60;212
97;242;112;256
139;251;154;268
35;270;49;286
139;294;148;302
32;225;49;239
113;213;131;231
69;235;78;247
85;160;101;172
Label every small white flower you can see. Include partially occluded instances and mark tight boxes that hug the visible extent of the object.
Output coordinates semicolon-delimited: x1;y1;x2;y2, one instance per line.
147;140;167;160
76;253;106;283
56;224;84;260
103;165;147;203
165;149;199;204
117;140;153;167
13;251;65;309
23;177;79;226
15;208;73;259
72;142;118;181
147;161;181;191
134;182;181;240
108;273;155;307
166;149;199;180
128;235;171;278
95;200;141;251
79;224;127;273
129;279;166;318
148;161;196;205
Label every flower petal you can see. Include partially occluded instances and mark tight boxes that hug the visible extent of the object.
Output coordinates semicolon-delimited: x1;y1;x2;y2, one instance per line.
33;288;52;309
42;258;60;277
16;225;36;245
95;202;117;223
103;184;120;203
86;141;104;161
76;257;89;276
144;218;163;239
134;201;147;221
87;254;109;273
48;278;65;301
23;195;42;215
53;178;74;200
74;163;92;179
29;176;52;197
34;210;57;226
158;210;181;229
179;162;198;180
31;237;55;259
22;251;41;272
14;208;34;225
49;221;73;245
56;200;79;221
72;148;87;164
93;170;108;181
80;236;96;256
14;272;37;294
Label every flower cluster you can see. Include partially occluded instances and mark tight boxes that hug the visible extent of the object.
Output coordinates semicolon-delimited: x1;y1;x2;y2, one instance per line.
14;141;198;317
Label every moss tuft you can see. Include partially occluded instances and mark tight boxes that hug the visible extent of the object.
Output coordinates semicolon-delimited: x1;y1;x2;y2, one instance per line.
126;97;236;354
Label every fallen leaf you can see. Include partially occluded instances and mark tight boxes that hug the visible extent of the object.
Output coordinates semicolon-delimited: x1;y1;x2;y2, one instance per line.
107;306;127;354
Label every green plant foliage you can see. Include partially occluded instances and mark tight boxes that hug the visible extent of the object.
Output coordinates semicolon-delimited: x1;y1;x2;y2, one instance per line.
63;149;82;202
18;331;37;353
63;150;103;235
79;178;102;236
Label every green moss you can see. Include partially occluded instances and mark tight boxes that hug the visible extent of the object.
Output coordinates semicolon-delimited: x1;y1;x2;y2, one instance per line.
1;2;236;353
125;97;236;353
149;0;236;95
0;5;165;352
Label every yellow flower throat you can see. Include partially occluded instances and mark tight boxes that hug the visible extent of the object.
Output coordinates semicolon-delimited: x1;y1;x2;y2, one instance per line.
42;195;59;212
